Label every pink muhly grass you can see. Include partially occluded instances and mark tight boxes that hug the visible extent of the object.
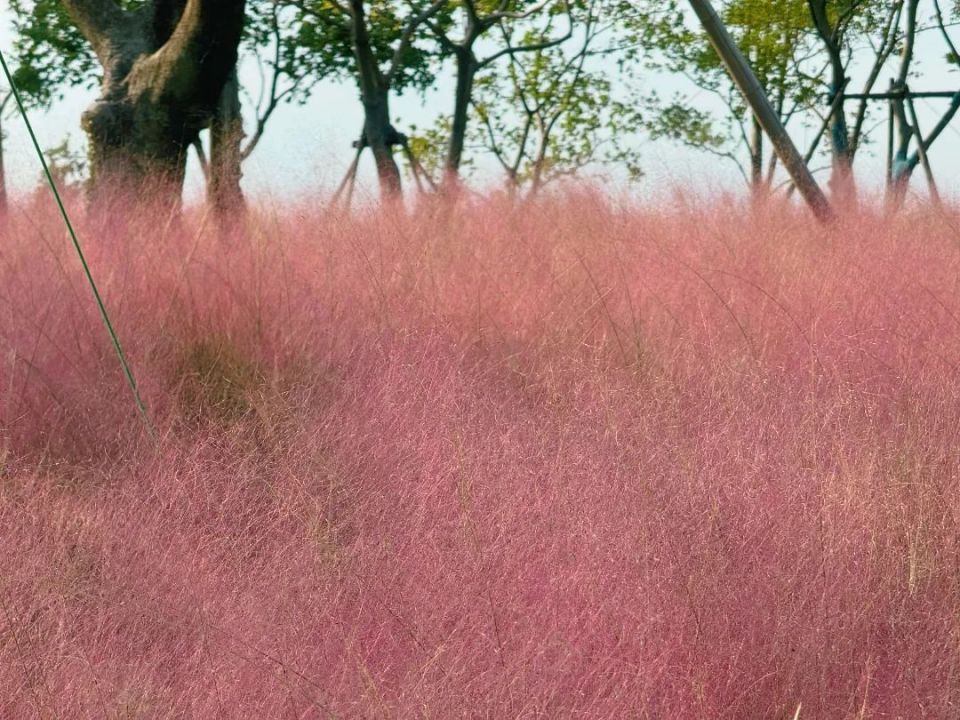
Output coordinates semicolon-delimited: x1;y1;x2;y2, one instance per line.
0;192;959;717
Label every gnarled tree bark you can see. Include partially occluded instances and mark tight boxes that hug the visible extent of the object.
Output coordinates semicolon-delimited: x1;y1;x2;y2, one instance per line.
62;0;245;209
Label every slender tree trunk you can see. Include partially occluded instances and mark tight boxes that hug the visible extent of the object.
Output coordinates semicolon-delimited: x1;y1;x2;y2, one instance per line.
825;55;854;205
890;87;913;204
890;0;920;206
208;66;246;216
750;113;764;198
806;0;854;205
0;115;7;217
444;48;478;187
64;0;245;211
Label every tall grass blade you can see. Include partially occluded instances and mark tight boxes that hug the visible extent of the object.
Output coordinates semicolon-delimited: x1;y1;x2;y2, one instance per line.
0;47;155;441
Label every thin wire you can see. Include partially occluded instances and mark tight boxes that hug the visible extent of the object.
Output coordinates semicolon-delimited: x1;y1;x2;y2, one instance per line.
0;47;156;442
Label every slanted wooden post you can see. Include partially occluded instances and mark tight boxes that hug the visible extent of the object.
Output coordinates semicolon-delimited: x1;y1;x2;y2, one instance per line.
904;86;942;207
687;0;835;223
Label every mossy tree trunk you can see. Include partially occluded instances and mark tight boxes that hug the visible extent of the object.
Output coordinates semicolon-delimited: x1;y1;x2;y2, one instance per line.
62;0;245;210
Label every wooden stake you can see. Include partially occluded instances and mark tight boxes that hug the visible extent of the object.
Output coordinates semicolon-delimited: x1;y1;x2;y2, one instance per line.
905;87;942;207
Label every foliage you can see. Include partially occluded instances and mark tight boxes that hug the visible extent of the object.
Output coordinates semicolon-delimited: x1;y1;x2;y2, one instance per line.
409;0;644;189
289;0;452;96
6;0;98;108
40;138;87;200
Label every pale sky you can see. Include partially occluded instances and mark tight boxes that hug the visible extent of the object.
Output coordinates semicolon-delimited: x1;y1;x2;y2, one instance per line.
1;4;959;205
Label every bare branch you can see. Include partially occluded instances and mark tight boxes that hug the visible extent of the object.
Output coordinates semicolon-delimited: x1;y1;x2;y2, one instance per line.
849;0;903;155
242;4;286;159
479;24;572;67
479;1;572;67
485;0;554;23
933;0;960;71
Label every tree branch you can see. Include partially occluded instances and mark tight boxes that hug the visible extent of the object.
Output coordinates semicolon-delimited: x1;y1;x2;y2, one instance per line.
60;0;133;63
386;0;449;84
933;0;960;70
135;0;246;109
485;0;554;23
242;4;285;160
479;1;572;67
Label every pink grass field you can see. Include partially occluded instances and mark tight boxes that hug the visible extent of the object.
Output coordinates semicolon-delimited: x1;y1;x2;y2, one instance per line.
1;192;960;718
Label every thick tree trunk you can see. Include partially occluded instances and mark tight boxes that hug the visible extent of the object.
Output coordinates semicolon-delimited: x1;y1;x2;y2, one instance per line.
208;67;246;216
444;48;477;187
64;0;245;211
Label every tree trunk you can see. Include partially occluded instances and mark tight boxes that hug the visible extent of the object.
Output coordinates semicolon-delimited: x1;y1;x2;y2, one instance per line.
444;48;477;187
362;88;403;197
208;66;246;216
890;90;913;205
0;114;7;217
806;0;854;206
889;0;921;207
749;112;764;198
349;0;402;198
63;0;245;211
825;56;854;205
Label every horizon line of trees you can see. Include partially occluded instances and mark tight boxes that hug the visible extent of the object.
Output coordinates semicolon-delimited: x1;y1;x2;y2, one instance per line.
0;0;958;217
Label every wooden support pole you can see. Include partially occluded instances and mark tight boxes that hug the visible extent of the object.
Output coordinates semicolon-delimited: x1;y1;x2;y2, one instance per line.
886;84;895;190
905;88;942;207
687;0;834;223
846;90;958;100
331;130;365;210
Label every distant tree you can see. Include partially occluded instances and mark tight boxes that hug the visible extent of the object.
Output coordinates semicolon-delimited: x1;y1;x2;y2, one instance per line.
804;0;904;202
421;0;574;188
290;0;451;197
39;138;88;204
465;0;643;194
4;0;100;213
634;0;909;200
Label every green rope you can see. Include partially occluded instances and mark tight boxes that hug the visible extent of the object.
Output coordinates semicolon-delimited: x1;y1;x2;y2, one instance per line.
0;48;156;442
